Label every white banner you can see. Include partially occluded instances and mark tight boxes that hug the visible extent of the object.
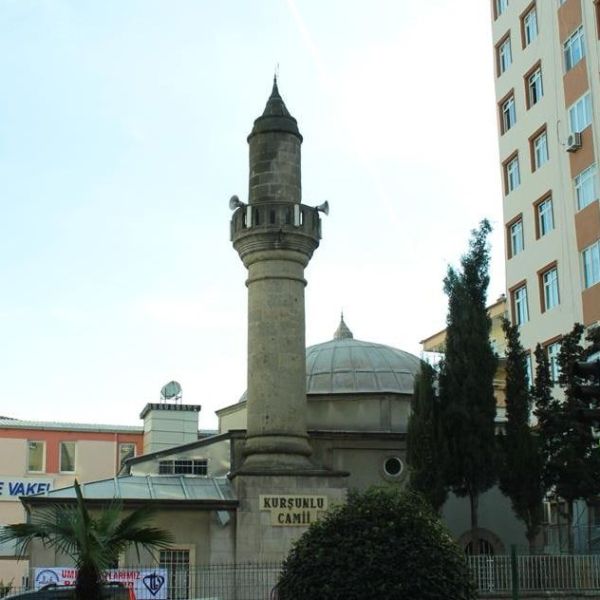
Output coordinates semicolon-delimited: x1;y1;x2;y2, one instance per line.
34;567;168;599
0;477;53;501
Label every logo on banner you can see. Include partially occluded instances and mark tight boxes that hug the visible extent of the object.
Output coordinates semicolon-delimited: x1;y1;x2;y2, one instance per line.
142;573;165;596
35;569;60;587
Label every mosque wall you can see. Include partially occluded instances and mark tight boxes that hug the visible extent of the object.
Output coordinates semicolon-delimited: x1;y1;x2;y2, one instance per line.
128;438;231;478
218;392;413;435
442;486;529;553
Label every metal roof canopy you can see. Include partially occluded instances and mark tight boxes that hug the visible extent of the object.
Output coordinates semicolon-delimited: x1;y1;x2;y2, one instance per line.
21;475;237;526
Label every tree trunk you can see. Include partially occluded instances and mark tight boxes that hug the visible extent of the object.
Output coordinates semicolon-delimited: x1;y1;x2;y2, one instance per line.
587;502;593;554
76;563;102;600
567;500;574;554
526;530;536;554
469;491;479;553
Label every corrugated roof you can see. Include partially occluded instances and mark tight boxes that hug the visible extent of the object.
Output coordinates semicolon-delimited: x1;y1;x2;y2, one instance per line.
0;419;142;433
27;475;236;502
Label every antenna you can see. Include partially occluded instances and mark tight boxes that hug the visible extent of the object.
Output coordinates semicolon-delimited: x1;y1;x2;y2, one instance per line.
160;381;182;404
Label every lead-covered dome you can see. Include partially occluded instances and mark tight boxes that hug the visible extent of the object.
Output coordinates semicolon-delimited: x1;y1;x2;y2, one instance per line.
305;316;421;395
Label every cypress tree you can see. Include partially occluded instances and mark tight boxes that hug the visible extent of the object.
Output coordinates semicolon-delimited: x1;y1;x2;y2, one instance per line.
438;219;498;551
499;318;545;551
407;361;447;513
536;324;600;552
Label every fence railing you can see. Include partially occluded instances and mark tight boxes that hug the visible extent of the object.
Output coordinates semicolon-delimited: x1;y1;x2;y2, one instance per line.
468;553;600;593
9;556;600;599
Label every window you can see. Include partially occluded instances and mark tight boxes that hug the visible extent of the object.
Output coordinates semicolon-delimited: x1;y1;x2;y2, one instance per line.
537;197;554;237
160;550;190;600
158;459;207;475
505;155;520;193
532;130;549;170
513;285;529;325
59;441;76;473
541;267;560;311
383;456;403;478
583;240;600;288
564;26;585;71
496;0;508;17
527;67;543;107
119;443;136;468
522;6;538;46
27;441;45;472
569;93;592;133
575;164;598;210
525;354;533;386
498;36;512;74
547;342;561;382
509;219;524;257
501;95;516;133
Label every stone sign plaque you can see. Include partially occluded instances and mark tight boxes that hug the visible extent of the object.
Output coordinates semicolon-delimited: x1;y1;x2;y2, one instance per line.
259;494;329;526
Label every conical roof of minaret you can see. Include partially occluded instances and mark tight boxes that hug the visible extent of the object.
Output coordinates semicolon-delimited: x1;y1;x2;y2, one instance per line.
333;313;353;340
248;77;303;141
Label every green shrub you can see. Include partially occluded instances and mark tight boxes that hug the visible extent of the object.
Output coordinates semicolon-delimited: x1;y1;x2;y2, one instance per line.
277;487;476;600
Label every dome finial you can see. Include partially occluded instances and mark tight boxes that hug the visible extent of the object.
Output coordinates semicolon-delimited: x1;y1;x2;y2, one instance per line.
334;312;353;340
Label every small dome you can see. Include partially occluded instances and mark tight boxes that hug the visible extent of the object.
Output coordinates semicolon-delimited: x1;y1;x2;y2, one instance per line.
306;318;420;395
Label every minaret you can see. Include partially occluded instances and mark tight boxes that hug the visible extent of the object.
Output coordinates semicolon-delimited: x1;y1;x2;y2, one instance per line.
230;78;323;472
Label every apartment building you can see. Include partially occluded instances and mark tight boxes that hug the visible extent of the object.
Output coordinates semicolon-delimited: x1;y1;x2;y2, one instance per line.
0;419;143;585
491;0;600;367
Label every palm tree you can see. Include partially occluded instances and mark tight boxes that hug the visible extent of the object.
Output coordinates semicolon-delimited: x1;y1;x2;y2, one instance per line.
0;480;172;600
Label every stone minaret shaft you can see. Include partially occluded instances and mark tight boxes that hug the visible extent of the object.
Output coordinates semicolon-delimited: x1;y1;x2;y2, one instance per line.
231;79;322;471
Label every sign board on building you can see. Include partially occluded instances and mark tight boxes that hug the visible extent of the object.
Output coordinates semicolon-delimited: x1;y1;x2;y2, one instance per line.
34;568;168;600
0;477;53;501
259;494;328;526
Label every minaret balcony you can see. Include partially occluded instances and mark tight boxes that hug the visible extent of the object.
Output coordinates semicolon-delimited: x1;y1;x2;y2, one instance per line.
230;202;321;260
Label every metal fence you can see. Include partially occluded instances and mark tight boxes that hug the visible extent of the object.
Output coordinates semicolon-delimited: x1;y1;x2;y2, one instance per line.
18;564;282;600
6;556;600;599
468;553;600;594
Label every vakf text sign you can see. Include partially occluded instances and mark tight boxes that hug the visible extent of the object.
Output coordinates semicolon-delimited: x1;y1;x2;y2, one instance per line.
0;477;53;501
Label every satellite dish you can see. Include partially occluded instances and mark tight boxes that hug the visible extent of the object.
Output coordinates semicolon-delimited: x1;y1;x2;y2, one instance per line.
316;200;329;215
160;381;182;402
229;195;245;211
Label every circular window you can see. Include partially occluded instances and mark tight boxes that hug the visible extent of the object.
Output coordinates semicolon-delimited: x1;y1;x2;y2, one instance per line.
383;456;403;477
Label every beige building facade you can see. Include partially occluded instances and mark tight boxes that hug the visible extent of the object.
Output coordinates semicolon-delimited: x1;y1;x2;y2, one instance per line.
492;0;600;364
421;295;509;412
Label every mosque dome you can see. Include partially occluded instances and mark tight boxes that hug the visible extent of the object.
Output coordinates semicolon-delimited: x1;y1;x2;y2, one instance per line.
238;317;421;403
305;316;421;396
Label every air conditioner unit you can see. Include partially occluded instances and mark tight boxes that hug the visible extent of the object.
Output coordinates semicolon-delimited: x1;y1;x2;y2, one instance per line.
566;132;582;152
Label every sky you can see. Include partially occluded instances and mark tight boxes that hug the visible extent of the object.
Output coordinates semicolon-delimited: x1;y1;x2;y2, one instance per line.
0;0;504;430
